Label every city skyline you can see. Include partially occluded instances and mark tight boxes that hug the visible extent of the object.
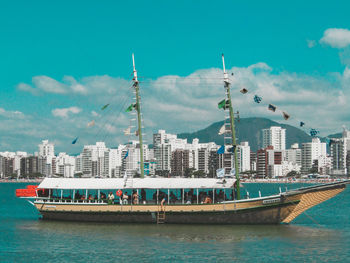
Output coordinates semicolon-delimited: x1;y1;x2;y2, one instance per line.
1;1;350;153
2;125;346;179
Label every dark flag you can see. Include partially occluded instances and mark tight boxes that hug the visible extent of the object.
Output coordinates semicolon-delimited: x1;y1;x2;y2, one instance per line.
282;112;290;120
72;137;78;145
228;145;236;153
240;88;248;94
300;122;305;127
101;104;110;110
268;104;277;112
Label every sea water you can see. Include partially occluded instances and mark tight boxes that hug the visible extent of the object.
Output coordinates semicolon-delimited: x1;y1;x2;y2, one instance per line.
0;183;349;262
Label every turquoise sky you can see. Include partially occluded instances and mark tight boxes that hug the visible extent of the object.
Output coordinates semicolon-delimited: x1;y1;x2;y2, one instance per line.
1;0;350;152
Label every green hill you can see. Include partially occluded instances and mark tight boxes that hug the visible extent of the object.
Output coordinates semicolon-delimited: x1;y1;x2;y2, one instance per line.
178;117;312;151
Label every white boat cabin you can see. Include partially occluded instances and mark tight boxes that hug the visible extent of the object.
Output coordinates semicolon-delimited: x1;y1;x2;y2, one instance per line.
36;177;237;205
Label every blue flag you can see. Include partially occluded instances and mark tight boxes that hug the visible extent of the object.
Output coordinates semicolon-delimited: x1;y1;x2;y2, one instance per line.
254;95;262;103
72;137;78;144
123;151;129;160
217;145;225;154
310;129;319;137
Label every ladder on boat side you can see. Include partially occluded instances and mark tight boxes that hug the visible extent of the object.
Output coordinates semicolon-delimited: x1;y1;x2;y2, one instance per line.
157;205;166;224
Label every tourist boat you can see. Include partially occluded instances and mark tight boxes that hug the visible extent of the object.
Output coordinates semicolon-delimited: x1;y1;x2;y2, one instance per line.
16;54;350;224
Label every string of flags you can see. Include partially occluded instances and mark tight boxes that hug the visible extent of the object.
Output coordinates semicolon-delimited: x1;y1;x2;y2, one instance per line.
245;90;319;137
71;103;112;146
215;83;328;152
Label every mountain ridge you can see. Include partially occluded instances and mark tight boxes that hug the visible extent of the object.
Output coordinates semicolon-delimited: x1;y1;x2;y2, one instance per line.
177;117;338;151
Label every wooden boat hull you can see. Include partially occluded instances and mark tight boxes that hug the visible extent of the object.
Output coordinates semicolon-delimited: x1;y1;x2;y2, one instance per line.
39;202;297;224
34;181;348;224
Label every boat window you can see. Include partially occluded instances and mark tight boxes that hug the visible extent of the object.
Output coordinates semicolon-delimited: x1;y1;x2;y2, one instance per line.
86;190;98;201
62;190;72;200
74;189;85;201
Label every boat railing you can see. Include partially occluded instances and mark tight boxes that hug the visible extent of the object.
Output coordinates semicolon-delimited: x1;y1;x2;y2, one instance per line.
35;198;108;204
34;197;235;205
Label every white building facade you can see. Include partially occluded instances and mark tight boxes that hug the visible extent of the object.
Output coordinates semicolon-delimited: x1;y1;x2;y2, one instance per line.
262;126;286;151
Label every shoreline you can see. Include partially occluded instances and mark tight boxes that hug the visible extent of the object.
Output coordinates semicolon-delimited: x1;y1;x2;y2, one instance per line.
0;178;348;184
0;179;42;183
240;178;348;184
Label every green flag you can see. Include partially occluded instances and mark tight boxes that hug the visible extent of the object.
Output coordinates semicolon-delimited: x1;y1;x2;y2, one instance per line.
218;99;226;109
101;104;110;110
125;104;134;112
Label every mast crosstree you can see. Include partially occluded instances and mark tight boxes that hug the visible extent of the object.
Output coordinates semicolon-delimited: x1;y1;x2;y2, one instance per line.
221;54;240;199
132;54;145;178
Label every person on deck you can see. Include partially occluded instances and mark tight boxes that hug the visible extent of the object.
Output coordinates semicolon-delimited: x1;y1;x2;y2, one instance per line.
123;193;129;204
161;196;167;211
141;189;146;204
218;190;224;202
75;191;81;200
132;191;139;205
108;192;115;205
203;195;212;204
170;191;177;204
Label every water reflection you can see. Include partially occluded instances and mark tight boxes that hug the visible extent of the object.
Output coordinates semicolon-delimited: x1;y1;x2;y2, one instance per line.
17;220;339;244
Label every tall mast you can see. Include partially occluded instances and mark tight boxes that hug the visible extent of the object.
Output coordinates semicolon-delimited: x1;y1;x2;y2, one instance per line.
222;54;240;199
132;54;145;178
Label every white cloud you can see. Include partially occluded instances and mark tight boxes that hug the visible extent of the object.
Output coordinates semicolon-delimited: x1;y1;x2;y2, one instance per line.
0;108;25;119
33;76;68;94
52;106;82;118
320;28;350;48
17;83;38;95
91;111;100;117
17;74;131;98
307;39;316;48
62;76;88;94
9;61;350;153
105;124;118;133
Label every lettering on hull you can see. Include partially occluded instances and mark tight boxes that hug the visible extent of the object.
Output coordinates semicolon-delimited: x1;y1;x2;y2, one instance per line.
263;198;281;205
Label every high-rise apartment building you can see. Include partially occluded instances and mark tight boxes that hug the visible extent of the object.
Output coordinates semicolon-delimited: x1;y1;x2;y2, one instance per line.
285;143;302;166
257;146;283;178
55;152;76;177
261;126;286;150
301;138;327;174
81;142;108;177
171;149;190;177
237;142;251;172
38;140;55;157
329;128;350;175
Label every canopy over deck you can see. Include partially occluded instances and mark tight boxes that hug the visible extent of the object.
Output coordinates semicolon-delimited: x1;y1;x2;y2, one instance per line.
38;178;236;190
